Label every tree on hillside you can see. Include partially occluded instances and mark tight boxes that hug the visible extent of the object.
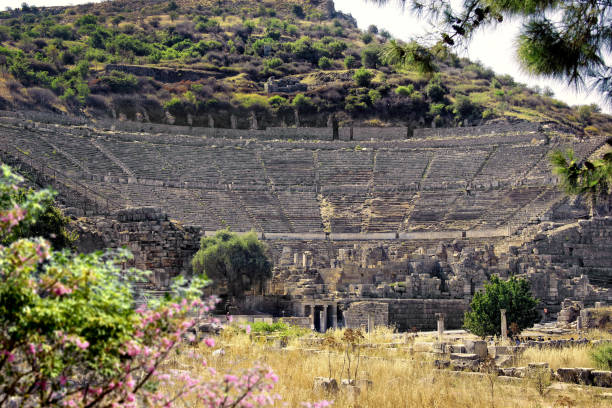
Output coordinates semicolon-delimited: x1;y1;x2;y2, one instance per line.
464;275;540;338
372;0;612;102
192;229;272;298
550;143;612;218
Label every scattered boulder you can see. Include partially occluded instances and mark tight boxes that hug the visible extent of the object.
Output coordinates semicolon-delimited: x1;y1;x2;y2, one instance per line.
555;368;593;385
313;377;338;394
591;370;612;387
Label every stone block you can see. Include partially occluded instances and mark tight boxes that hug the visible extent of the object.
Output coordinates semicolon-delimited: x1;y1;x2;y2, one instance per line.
313;377;338;394
465;340;488;359
412;342;433;352
450;353;480;361
591;370;612;387
555;368;593;385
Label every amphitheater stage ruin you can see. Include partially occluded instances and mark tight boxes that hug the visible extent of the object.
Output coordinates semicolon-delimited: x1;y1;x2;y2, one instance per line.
1;110;611;331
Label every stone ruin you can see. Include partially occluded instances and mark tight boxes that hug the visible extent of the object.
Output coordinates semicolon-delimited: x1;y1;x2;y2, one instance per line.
0;110;610;331
264;77;308;94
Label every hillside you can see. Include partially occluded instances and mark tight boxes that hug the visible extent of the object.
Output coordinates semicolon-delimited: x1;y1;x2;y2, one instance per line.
0;0;610;134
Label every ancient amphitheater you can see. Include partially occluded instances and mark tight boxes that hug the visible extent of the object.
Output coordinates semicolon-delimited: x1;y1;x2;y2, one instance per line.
1;111;610;331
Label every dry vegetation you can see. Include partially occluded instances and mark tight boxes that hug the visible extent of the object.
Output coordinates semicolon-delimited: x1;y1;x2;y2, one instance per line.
161;325;612;407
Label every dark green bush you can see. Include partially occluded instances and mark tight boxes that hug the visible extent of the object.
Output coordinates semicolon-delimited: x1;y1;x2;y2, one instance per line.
353;68;373;87
99;70;138;93
318;56;332;69
463;275;539;338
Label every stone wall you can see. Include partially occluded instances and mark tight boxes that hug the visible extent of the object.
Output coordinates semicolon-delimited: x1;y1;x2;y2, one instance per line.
413;122;542;139
387;299;470;331
74;207;201;288
105;64;225;82
342;299;470;331
5;110;555;143
344;301;389;329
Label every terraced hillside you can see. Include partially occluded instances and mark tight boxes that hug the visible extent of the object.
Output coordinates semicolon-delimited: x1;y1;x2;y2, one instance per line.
0;111;606;235
0;0;611;134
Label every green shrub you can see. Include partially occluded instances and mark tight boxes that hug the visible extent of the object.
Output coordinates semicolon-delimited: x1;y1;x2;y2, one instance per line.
452;95;484;121
361;46;381;68
353;68;373;87
268;95;288;110
99;70;138;93
425;74;448;103
361;32;373;44
250;321;308;338
344;55;357;69
75;14;97;27
291;93;313;111
318;56;332;69
395;84;414;96
264;57;283;69
591;344;612;370
233;93;269;110
368;89;381;103
50;24;74;40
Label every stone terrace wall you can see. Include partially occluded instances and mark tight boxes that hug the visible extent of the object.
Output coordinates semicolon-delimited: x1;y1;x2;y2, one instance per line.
338;127;409;141
6;110;551;142
413;122;542;139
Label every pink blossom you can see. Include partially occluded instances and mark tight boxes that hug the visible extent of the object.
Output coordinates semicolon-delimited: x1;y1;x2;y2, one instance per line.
204;338;215;348
52;283;72;296
5;352;14;363
224;374;238;383
74;338;89;350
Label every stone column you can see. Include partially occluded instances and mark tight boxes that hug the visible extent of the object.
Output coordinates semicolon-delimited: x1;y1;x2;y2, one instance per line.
331;304;338;329
500;309;507;341
230;114;237;129
309;305;315;330
436;313;445;342
367;312;375;333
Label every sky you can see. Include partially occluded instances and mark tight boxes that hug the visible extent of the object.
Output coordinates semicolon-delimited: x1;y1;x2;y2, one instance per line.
3;0;610;113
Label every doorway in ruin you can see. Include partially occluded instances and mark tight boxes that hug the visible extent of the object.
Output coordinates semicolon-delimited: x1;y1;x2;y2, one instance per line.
337;305;344;328
313;305;324;332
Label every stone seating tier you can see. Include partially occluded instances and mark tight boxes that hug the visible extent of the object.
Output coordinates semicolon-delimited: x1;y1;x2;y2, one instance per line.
0;118;605;234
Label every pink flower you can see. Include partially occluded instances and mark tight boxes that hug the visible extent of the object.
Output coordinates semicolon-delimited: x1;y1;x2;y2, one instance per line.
224;374;238;383
74;338;89;350
28;343;36;354
204;338;215;348
52;283;72;296
244;325;251;334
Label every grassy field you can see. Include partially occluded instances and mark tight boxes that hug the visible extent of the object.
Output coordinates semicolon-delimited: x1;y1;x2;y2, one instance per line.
162;326;612;407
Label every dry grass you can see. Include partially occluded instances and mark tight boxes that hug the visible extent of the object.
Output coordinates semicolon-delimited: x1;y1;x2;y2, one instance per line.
516;344;596;370
162;326;612;408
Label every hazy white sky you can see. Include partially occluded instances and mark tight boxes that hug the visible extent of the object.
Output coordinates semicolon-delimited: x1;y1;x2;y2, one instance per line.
333;0;610;113
3;0;610;113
